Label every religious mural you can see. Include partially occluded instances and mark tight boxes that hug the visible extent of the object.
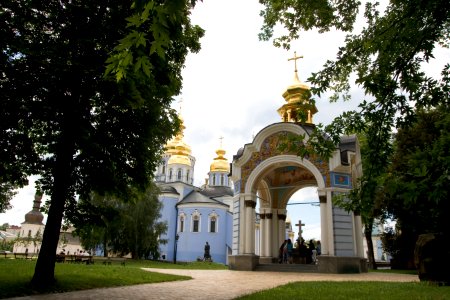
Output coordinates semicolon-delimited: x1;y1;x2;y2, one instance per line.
240;131;330;192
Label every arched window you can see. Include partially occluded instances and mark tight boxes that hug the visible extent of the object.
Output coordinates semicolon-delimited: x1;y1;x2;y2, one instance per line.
177;169;182;180
169;168;173;180
178;213;186;233
209;212;219;233
191;210;201;233
186;170;190;182
212;175;216;186
221;174;224;186
162;164;166;175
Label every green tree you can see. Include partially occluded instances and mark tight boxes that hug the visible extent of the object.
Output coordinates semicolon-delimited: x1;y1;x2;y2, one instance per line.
75;184;167;259
260;0;449;264
0;223;9;231
109;185;167;259
380;107;450;268
1;0;203;286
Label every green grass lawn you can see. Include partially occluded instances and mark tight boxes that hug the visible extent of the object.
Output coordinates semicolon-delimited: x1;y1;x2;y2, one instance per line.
1;258;449;300
236;281;450;300
0;258;225;299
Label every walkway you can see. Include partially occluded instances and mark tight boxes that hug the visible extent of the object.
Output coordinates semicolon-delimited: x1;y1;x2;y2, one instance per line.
7;269;419;300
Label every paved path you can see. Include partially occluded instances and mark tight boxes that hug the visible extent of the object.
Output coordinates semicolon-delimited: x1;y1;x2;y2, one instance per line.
7;269;419;300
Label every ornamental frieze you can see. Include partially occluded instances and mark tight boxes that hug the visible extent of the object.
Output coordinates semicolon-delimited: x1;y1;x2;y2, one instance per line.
240;131;330;192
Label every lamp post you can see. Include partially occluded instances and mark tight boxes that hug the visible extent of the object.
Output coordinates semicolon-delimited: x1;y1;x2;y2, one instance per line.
174;233;179;264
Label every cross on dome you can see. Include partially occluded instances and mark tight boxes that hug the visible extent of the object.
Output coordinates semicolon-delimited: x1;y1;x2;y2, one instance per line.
288;51;303;73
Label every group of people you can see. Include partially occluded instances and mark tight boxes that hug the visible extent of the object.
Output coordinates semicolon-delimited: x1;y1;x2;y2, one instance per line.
279;238;321;264
278;239;294;264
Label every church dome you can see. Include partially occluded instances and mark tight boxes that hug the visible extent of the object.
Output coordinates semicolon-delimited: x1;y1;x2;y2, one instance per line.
210;148;229;172
278;52;318;124
24;194;44;225
168;154;191;166
164;111;193;166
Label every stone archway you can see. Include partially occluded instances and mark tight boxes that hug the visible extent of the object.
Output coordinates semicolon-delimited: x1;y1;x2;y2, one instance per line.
229;122;366;273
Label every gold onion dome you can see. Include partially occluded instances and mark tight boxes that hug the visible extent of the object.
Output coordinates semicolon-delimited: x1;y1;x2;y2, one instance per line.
210;148;229;172
165;111;192;166
286;215;291;224
278;51;318;124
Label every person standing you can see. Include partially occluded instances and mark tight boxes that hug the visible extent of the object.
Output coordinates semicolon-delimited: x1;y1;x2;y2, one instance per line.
204;242;211;261
279;240;287;263
287;239;294;264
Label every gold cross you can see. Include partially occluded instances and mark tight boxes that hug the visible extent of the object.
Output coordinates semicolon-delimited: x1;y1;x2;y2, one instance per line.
288;51;303;73
219;136;224;148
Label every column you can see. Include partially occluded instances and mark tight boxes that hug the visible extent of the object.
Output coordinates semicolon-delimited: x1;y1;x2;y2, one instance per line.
326;190;335;255
265;210;273;258
259;210;266;257
354;212;364;257
278;211;287;243
244;198;256;254
319;195;328;255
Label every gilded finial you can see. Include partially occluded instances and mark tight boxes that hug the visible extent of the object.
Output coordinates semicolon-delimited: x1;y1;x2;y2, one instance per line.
288;51;303;83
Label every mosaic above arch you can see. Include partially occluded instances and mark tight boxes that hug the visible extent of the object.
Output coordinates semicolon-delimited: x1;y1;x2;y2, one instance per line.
240;131;330;192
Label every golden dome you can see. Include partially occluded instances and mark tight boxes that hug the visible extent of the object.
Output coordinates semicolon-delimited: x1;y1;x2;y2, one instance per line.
210;148;230;172
278;52;318;124
286;215;291;224
168;154;191;166
164;111;192;158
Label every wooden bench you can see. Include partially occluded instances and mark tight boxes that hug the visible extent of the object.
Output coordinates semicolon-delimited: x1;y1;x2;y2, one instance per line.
13;252;35;259
56;254;66;263
66;255;93;264
0;251;12;258
94;257;126;266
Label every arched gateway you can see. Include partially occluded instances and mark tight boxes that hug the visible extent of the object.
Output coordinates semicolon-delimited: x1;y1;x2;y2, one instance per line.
228;53;366;273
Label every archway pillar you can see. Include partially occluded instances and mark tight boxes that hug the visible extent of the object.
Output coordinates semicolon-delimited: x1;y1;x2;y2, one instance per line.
324;190;335;256
259;209;266;257
243;195;257;254
259;208;274;263
319;194;328;255
265;210;273;259
354;212;364;257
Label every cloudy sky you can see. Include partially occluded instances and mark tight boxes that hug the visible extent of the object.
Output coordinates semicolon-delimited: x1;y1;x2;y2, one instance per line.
1;0;448;242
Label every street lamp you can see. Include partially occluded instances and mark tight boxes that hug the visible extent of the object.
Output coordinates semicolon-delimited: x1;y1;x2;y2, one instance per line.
174;233;179;264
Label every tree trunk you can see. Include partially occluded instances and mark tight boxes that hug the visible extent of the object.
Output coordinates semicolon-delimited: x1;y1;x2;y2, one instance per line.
31;111;75;287
31;164;70;287
364;223;377;270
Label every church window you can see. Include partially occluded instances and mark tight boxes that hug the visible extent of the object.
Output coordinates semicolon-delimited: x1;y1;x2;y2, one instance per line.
169;168;173;180
186;170;190;182
162;164;166;175
191;211;201;233
210;217;216;233
28;230;32;237
212;175;216;186
177;169;182;180
179;215;185;233
221;174;224;186
208;212;219;233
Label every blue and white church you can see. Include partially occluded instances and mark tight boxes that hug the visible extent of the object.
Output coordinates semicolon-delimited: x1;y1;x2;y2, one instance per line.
154;115;234;265
155;52;367;273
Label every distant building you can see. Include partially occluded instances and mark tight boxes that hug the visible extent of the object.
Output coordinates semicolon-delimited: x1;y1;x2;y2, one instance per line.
13;194;85;255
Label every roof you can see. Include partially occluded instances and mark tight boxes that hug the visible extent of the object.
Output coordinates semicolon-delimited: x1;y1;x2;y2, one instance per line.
339;135;357;165
177;189;230;208
158;185;180;195
200;186;234;198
